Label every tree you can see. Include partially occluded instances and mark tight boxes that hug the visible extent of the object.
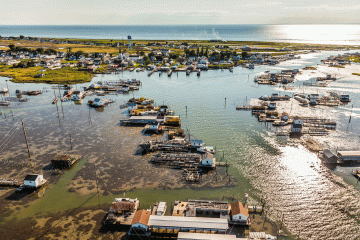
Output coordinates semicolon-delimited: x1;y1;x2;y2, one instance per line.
200;46;204;57
155;55;163;61
67;47;72;53
36;48;44;54
19;35;25;39
205;46;208;57
242;51;248;59
140;51;145;56
143;59;151;66
196;47;199;57
8;44;15;52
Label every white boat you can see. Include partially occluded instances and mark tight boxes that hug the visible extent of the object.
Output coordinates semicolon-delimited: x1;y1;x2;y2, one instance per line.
89;98;114;108
71;91;86;101
95;90;105;96
0;88;9;93
0;101;10;106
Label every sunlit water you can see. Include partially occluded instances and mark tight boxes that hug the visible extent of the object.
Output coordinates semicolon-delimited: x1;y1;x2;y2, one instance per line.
1;25;360;44
1;50;360;239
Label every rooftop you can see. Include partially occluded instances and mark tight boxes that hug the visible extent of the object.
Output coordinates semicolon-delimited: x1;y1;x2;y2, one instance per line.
148;215;228;230
178;232;239;240
131;210;151;225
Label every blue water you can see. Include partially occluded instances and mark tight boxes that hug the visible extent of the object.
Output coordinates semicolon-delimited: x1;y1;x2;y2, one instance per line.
1;24;360;45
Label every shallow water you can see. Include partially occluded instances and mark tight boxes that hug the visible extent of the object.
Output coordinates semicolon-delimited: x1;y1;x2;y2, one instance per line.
1;50;360;239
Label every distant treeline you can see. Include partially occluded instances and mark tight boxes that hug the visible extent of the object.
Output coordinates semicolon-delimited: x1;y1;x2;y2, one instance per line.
8;44;57;55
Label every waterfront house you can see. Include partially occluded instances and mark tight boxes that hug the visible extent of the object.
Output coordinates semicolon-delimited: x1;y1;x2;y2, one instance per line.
185;199;230;218
199;152;216;169
94;58;102;65
24;174;45;188
230;202;249;225
191;140;203;148
291;118;303;133
242;46;252;51
128;210;151;237
172;201;188;216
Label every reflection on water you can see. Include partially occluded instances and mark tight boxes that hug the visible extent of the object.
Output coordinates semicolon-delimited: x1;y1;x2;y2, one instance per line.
1;50;360;239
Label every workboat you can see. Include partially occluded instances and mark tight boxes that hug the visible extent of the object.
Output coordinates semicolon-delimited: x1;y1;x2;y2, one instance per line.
88;98;114;108
71;91;86;101
0;101;10;106
0;88;9;93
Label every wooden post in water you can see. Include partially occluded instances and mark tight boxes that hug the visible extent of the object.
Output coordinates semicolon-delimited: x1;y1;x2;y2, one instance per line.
186;106;187;117
69;133;73;151
21;119;34;173
94;163;101;208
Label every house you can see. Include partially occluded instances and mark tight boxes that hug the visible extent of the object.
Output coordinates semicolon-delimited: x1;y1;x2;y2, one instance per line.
242;46;252;51
128;210;151;237
232;55;241;61
186;199;230;218
291;118;303;133
93;58;102;65
199;152;216;168
230;202;249;225
268;102;276;110
24;174;46;188
191;140;203;148
128;55;143;63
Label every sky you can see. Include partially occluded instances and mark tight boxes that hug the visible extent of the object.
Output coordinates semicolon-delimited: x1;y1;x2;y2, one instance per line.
0;0;359;25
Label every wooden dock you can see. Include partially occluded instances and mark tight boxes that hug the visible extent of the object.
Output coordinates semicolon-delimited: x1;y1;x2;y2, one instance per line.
0;179;21;187
236;106;253;110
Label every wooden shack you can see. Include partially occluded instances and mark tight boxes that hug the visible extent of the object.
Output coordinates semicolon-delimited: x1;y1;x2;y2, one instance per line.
51;154;81;169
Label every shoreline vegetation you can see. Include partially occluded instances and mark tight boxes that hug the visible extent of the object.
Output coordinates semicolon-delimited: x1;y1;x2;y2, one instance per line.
0;36;359;84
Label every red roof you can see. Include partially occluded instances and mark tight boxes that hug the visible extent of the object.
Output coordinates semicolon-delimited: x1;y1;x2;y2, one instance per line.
131;210;151;225
231;202;249;217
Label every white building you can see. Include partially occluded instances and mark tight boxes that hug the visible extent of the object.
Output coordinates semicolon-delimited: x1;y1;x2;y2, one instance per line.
24;174;45;188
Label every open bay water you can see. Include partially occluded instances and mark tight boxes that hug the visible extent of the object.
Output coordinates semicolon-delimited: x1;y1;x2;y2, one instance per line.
1;50;360;239
1;24;360;45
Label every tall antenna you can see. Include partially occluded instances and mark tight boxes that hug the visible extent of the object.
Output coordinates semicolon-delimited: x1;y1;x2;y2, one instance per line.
21;119;34;173
128;35;133;51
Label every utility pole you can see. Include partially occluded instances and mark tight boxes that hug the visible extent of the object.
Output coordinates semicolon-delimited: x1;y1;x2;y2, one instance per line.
21;119;34;173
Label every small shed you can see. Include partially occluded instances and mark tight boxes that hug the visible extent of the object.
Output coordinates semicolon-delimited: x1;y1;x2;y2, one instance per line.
230;202;249;225
24;174;45;188
322;149;338;163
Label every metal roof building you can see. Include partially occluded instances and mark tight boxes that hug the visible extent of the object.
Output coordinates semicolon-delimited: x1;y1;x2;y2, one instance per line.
178;232;240;240
337;151;360;162
148;215;228;234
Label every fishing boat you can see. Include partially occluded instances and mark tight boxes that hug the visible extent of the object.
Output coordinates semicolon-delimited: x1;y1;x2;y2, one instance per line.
88;98;114;108
0;88;9;93
0;101;10;106
71;91;86;101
